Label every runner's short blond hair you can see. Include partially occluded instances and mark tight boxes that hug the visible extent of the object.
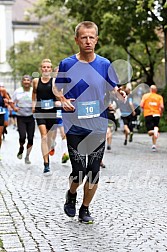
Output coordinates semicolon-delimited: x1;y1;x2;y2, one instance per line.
41;59;52;67
75;21;98;37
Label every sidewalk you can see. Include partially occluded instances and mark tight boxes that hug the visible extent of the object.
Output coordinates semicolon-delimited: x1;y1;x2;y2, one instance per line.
0;125;167;252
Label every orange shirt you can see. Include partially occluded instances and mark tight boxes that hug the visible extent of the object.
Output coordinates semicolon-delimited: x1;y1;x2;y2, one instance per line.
140;93;164;117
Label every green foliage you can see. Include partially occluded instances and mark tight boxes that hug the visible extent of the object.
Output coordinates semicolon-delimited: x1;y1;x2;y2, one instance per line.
138;114;147;133
159;116;167;132
7;4;78;78
158;87;167;133
161;84;167;115
138;113;167;133
7;0;167;86
47;0;166;86
0;239;5;251
7;42;40;78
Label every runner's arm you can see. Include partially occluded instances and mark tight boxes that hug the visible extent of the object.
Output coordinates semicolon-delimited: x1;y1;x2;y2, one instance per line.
32;78;38;113
52;83;75;111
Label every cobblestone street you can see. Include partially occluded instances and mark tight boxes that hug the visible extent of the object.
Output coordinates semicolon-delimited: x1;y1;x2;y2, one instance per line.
0;125;167;252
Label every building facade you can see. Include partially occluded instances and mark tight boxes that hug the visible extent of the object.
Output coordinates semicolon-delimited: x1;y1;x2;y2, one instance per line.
0;0;39;93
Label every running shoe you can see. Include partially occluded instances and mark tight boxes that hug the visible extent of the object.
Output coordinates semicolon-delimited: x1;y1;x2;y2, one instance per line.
78;207;94;224
17;152;23;159
124;139;127;145
62;153;69;163
25;156;31;164
152;145;157;152
129;132;133;142
43;163;52;176
17;147;24;159
17;153;22;159
100;161;106;168
64;190;77;217
107;145;111;150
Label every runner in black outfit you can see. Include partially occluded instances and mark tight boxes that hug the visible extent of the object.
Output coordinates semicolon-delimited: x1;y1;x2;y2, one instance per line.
32;59;58;175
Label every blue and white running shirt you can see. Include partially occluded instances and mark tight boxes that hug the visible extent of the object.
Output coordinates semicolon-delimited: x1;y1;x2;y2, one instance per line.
55;54;118;135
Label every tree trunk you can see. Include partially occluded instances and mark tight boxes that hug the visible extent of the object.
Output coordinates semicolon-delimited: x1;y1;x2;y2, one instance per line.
164;28;167;86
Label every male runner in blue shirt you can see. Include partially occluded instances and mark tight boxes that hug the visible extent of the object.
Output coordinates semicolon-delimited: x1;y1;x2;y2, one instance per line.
53;21;125;224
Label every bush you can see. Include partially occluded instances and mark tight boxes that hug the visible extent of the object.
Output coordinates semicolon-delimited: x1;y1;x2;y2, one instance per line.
138;114;147;133
138;114;167;133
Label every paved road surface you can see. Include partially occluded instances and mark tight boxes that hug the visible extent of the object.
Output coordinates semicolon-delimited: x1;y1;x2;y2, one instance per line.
0;125;167;252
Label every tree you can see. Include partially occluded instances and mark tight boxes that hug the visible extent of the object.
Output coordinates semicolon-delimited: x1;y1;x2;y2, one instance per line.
137;0;167;85
7;42;41;80
7;3;78;79
46;0;167;86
